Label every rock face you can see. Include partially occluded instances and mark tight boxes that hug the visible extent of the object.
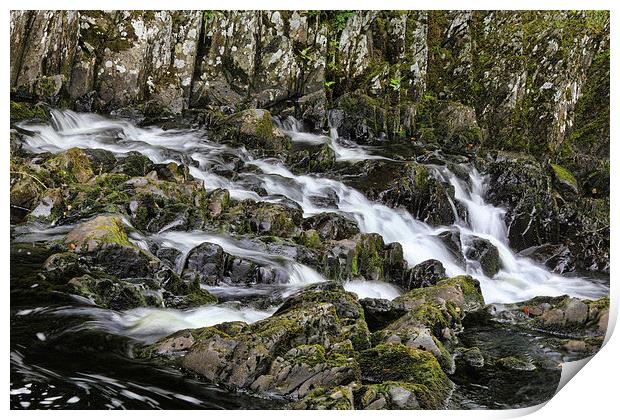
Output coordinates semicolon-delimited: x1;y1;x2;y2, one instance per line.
10;11;609;164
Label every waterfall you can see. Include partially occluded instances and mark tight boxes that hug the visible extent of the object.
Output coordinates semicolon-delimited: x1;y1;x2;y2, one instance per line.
16;110;608;315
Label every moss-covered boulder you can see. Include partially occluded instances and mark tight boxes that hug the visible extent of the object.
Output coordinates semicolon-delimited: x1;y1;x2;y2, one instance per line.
550;163;579;197
359;343;453;408
290;385;356;409
143;282;370;399
399;259;446;290
216;109;291;156
10;100;50;123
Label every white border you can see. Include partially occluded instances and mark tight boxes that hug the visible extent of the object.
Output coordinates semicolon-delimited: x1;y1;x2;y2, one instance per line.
4;1;617;418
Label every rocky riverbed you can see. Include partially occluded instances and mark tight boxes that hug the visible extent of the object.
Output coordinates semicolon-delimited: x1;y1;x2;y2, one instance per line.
10;10;609;410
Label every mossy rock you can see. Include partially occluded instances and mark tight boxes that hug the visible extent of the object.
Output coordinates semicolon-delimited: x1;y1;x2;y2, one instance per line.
10;100;50;123
64;215;132;252
550;163;579;196
359;343;453;409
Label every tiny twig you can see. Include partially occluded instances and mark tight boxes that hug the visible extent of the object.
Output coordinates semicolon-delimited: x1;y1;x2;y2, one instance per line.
10;170;48;190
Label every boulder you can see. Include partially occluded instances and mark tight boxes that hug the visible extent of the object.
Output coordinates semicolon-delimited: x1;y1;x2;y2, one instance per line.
518;243;575;274
359;343;453;408
216;109;291;156
465;237;501;277
181;242;226;285
399;259;446;290
143;283;370;399
488;295;609;337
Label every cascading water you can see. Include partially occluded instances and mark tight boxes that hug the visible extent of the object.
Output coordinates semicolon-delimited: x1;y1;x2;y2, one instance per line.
16;110;608;306
11;109;608;409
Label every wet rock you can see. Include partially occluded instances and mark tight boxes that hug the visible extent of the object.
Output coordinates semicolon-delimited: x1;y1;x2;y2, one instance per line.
350;233;406;282
357;382;424;409
550;163;579;197
206;188;230;218
64;215;158;278
290;385;355;409
518;243;575;274
10;174;43;224
301;212;359;241
399;259;446;291
224;201;303;238
182;242;226;286
486;152;559;250
465;237;501;277
417;100;482;155
352;161;456;226
144;282;370;399
372;326;453;373
10;100;50;123
436;229;465;266
287;143;335;174
384;276;485;342
250;344;359;399
68;274;148;310
456;347;485;369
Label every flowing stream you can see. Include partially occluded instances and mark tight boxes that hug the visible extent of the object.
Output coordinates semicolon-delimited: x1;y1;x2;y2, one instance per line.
11;110;608;408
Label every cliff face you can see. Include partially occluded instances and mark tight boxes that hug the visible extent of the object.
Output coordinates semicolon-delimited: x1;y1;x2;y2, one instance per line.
10;10;609;164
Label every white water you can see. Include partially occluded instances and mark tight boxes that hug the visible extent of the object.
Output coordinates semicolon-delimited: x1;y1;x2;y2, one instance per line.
15;109;608;326
45;304;275;343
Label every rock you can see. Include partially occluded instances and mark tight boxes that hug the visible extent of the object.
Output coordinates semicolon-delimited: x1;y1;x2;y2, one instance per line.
301;212;359;241
144;282;370;399
399;259;446;290
206;188;230;218
10;100;50;123
465;237;501;277
290;385;355;409
359;343;453;408
359;298;407;331
486;152;559;250
489;295;609;337
47;148;95;184
417;100;482;155
384;276;485;340
436;229;465;266
182;242;226;285
65;215;132;253
518;243;575;274
496;356;536;372
68;274;148;310
10;173;43;224
216;109;291;156
351;233;405;282
287;143;335;174
550;163;579;197
457;347;485;369
352;161;457;226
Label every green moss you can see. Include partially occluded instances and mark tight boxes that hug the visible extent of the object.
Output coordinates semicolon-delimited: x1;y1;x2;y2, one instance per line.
299;230;321;249
255;112;275;140
359;343;452;408
10;101;50;123
184;288;218;306
285;344;327;367
551;163;578;190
